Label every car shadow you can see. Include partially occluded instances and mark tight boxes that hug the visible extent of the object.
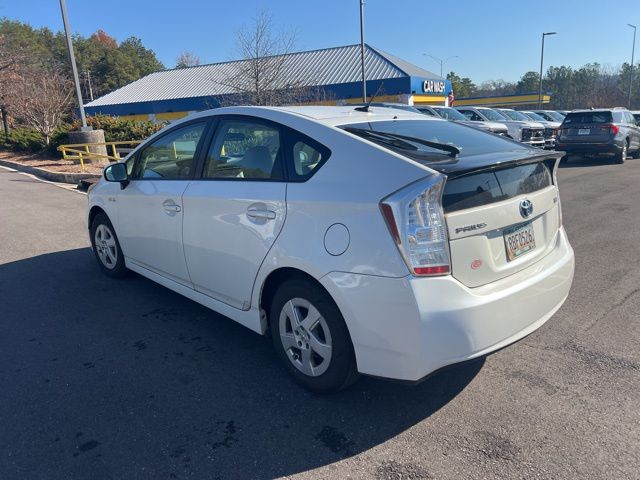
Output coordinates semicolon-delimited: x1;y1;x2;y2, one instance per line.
558;155;622;168
0;248;483;479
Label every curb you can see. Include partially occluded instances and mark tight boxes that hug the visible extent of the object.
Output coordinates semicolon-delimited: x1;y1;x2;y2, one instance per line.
0;158;101;185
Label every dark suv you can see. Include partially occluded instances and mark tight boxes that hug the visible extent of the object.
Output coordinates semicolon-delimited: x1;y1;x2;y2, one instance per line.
556;108;640;163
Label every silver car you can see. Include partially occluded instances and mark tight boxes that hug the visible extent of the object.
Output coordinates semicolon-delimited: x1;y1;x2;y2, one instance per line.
456;107;545;147
427;106;508;135
521;111;561;149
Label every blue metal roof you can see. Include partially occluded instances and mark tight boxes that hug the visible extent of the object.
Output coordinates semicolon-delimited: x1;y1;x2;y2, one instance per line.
85;44;443;109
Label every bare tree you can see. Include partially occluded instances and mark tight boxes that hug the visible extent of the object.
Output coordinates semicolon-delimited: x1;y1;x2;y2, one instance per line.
176;51;201;69
217;10;305;106
8;66;73;144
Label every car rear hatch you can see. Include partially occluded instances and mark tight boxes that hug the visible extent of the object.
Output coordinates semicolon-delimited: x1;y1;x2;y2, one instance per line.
439;155;561;288
560;111;615;143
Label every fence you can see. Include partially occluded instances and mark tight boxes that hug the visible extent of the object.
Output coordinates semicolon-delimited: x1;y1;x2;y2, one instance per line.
57;141;142;172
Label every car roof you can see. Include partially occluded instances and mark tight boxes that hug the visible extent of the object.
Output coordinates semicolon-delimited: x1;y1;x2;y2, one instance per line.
569;107;627;113
181;105;437;127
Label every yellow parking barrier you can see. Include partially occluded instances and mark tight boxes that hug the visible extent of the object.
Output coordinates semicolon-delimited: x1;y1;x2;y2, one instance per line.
58;140;143;172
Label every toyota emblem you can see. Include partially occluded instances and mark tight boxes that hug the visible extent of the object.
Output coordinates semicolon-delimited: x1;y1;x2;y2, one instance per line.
519;199;534;218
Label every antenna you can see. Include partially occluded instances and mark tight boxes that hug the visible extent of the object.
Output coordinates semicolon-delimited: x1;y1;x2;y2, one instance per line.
354;82;384;112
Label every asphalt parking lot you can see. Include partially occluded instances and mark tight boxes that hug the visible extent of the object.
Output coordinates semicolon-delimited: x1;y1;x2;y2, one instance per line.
0;156;639;480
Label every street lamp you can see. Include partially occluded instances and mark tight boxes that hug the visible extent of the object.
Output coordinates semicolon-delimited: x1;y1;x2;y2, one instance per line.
628;24;636;108
423;53;459;78
538;32;557;109
59;0;89;130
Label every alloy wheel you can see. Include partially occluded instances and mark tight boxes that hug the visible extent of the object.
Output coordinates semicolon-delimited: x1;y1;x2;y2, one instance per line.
278;297;332;377
94;224;118;269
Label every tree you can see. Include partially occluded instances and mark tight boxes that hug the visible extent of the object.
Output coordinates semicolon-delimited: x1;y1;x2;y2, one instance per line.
7;65;73;144
217;10;303;106
176;51;200;68
516;71;540;93
446;71;476;98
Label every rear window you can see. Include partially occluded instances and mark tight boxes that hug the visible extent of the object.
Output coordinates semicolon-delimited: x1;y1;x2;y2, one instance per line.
340;119;527;158
442;162;553;213
563;112;613;124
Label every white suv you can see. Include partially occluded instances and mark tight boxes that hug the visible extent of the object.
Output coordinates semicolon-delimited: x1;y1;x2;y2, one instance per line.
88;106;574;392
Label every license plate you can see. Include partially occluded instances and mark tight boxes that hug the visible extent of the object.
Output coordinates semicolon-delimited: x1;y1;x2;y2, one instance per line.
578;128;590;135
503;222;536;261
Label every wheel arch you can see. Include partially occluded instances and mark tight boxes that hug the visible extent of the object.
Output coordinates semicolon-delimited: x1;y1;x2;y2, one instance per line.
259;267;339;330
88;205;107;229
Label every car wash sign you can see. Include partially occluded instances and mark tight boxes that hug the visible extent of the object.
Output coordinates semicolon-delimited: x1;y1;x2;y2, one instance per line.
422;79;446;94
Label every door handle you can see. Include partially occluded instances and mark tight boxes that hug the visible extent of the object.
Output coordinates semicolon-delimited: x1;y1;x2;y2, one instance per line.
246;208;276;220
162;199;182;214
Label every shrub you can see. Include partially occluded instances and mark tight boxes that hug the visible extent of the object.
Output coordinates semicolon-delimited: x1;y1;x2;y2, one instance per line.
47;123;72;155
70;115;164;142
0;128;45;152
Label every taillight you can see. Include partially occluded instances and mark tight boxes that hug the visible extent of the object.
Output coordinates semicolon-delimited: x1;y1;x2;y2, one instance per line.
380;175;451;276
552;159;563;228
599;124;619;135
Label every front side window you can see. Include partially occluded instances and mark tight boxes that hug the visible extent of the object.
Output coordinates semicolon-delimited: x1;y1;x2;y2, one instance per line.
203;119;282;180
133;122;206;180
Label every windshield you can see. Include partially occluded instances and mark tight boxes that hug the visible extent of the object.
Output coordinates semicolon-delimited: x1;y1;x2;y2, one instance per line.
541;111;565;122
433;107;467;121
500;110;530;121
339;119;527;158
479;109;508;122
523;111;547;122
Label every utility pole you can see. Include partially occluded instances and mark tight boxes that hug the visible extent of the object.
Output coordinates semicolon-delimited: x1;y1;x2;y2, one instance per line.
359;0;367;102
59;0;89;130
628;24;636;108
538;32;557;109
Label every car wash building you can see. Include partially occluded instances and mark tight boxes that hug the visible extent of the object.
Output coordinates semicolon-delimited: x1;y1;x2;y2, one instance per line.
84;44;452;122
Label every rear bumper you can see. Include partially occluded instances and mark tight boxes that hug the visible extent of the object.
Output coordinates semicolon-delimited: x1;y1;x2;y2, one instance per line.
556;141;623;155
320;228;574;382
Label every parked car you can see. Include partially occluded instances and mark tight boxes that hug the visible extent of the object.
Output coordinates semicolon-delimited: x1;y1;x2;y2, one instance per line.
455;106;545;147
556;108;640;163
88;106;574;392
495;108;547;148
631;110;640;124
428;106;509;135
520;111;561;148
533;110;566;123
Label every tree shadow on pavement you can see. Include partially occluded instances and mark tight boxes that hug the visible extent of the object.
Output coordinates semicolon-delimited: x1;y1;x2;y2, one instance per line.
0;248;483;480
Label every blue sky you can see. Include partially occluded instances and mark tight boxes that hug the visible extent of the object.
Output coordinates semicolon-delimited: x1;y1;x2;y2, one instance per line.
1;0;638;83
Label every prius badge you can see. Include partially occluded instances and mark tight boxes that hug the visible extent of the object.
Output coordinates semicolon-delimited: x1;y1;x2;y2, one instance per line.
520;199;534;218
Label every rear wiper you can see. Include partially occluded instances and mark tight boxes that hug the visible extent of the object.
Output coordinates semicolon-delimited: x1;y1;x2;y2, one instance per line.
343;127;419;151
344;127;460;157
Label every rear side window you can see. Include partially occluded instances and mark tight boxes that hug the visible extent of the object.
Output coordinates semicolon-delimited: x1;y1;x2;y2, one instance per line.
204;119;283;180
563;112;613;124
442;162;553;213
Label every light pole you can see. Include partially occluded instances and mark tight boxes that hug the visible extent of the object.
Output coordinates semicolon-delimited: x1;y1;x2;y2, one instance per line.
628;24;636;108
538;31;557;109
359;0;366;102
423;54;458;78
59;0;89;129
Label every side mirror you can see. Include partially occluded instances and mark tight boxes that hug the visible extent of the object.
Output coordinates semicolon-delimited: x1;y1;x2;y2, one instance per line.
104;163;129;189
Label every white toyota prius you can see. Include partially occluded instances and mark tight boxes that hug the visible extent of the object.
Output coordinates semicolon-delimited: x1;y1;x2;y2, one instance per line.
88;106;574;392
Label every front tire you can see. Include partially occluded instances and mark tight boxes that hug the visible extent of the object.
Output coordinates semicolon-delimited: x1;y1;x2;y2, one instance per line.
270;279;358;392
90;212;128;278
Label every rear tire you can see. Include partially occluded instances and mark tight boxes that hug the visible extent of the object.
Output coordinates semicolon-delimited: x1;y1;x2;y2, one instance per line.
615;141;628;164
631;148;640;159
90;212;128;278
269;279;358;392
